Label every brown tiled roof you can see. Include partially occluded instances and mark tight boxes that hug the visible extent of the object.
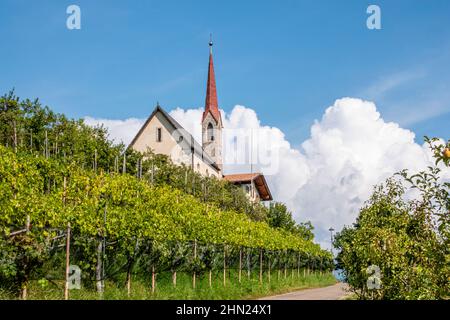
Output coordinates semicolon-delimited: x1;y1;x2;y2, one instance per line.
223;173;260;182
224;173;273;201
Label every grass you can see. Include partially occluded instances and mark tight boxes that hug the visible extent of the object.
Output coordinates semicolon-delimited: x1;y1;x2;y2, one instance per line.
0;270;337;300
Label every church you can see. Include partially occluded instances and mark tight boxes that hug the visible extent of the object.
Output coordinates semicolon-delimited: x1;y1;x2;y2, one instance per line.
129;40;272;202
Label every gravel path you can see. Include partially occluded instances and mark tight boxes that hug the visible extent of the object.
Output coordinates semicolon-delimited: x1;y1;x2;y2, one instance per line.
259;282;350;300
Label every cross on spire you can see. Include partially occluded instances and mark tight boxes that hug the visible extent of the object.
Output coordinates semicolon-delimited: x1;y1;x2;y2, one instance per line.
209;34;213;54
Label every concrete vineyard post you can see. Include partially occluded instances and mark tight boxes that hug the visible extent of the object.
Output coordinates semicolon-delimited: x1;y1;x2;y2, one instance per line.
64;223;71;300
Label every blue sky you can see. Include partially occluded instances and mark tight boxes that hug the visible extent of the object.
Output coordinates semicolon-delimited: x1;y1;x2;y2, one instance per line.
1;0;449;145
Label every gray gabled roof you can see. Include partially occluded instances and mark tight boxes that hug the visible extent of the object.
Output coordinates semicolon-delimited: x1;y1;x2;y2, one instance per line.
128;105;220;172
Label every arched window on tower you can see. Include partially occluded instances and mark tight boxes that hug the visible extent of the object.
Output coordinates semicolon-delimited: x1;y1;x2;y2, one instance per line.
207;123;214;141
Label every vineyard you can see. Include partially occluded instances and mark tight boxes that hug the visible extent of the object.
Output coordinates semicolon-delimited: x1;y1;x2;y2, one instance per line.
0;92;333;299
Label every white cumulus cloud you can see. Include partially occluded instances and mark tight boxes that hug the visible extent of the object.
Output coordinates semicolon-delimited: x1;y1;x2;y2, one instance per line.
84;98;449;249
84;117;146;145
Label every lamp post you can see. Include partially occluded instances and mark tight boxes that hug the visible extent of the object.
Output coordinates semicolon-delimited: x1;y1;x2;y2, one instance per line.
329;227;335;255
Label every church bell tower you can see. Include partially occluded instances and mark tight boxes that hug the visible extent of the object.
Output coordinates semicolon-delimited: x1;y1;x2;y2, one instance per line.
202;36;223;172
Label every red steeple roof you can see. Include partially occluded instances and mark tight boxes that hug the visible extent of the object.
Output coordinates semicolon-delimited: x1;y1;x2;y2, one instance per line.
202;43;222;124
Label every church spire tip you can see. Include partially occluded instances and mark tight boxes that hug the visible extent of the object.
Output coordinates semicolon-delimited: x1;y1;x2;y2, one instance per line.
209;34;213;54
203;34;221;124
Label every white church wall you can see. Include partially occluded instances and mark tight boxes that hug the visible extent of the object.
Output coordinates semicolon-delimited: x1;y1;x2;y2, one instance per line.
131;110;221;179
132;111;178;155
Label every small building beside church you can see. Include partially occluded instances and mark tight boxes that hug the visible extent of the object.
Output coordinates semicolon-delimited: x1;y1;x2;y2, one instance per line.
224;173;272;202
129;40;272;202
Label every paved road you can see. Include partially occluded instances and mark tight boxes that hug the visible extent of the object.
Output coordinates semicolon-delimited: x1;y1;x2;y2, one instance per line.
259;282;349;300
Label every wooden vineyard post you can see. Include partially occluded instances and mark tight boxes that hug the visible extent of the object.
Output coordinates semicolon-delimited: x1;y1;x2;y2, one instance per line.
102;206;107;294
63;177;72;300
202;182;205;202
45;130;48;158
259;248;263;285
103;205;107;291
151;265;156;294
64;223;71;300
94;149;97;174
223;244;227;287
173;242;177;287
151;163;154;184
277;251;280;280
268;253;271;284
126;239;139;296
238;248;242;284
172;270;177;287
193;240;197;289
297;253;300;279
19;128;23;150
63;176;67;205
13;120;17;153
247;248;251;280
209;269;212;288
291;252;294;280
276;251;280;281
127;268;132;296
228;246;231;284
138;158;143;179
20;215;31;300
136;159;138;178
122;153;126;174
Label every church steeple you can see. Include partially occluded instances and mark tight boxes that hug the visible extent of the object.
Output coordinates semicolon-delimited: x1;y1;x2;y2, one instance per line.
202;35;222;125
202;36;223;172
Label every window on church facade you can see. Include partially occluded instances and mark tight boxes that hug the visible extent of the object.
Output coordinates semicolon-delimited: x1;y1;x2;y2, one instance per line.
156;128;162;142
207;123;214;141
